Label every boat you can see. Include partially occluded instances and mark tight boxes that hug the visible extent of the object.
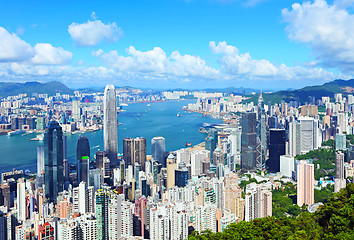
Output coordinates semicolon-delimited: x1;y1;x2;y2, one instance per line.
199;127;208;133
185;142;192;147
177;114;181;117
147;104;151;106
7;130;26;136
37;134;44;141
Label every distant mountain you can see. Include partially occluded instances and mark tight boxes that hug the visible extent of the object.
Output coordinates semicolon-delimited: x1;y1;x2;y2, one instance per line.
0;81;74;98
247;79;354;104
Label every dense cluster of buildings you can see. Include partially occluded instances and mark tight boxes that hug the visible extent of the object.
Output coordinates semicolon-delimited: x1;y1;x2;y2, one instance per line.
1;87;354;239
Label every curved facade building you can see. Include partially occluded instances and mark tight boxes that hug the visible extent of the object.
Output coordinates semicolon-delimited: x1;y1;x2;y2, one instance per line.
104;84;118;166
44;120;64;203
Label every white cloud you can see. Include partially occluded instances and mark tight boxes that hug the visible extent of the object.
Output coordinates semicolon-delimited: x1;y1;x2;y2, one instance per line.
0;27;34;62
0;27;73;66
282;0;354;74
68;17;123;46
209;41;339;82
93;46;219;79
210;41;278;77
32;43;72;65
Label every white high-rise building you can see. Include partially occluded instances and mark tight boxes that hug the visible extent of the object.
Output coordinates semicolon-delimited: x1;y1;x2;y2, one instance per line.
58;219;79;240
17;178;26;222
299;117;321;154
150;203;188;240
78;215;97;240
195;204;217;233
176;149;191;165
245;183;272;221
121;201;134;237
280;156;295;178
79;181;86;215
104;84;118;166
191;150;208;176
289;121;301;156
109;194;122;240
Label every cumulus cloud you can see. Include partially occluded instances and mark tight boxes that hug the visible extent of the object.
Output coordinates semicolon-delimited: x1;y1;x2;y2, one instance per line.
93;46;219;79
209;41;338;81
32;43;72;65
282;0;354;74
0;27;34;62
0;27;73;66
68;15;123;46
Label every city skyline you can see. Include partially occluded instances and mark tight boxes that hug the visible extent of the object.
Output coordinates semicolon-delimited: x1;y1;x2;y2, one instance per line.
0;0;353;90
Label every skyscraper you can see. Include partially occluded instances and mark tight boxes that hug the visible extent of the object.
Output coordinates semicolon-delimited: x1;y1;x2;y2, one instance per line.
37;145;45;175
257;93;267;169
17;178;26;222
334;151;346;193
166;154;177;189
267;129;286;173
151;136;166;167
77;135;90;184
289;121;301;156
123;137;147;171
96;189;109;240
299;117;321;154
104;84;118;166
297;160;314;206
44;120;64;203
241;112;257;172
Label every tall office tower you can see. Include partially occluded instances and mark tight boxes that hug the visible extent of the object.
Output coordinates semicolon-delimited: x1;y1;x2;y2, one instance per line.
166;154;177;189
241;112;257;172
77;136;90;184
17;178;26;222
334;151;346;193
96;189;109;240
267;129;286;173
109;193;122;240
212;147;224;166
44;121;64;203
205;130;218;164
37;146;45;177
72;100;82;121
123;137;147;171
299;117;321;154
289;121;301;156
336;134;346;151
297;160;314;206
63;135;67;160
176;148;191;165
104;84;118;166
191;150;208;176
257;93;267;169
151;136;166;167
96;151;108;169
245;184;272;221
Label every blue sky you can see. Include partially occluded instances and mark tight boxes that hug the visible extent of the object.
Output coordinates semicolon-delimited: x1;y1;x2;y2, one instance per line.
0;0;353;90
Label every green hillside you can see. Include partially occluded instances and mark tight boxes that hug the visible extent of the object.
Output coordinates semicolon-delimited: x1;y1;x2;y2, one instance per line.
246;79;354;104
0;81;74;98
189;183;354;240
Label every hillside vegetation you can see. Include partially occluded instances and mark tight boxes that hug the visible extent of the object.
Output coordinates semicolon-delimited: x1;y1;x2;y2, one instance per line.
189;183;354;239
